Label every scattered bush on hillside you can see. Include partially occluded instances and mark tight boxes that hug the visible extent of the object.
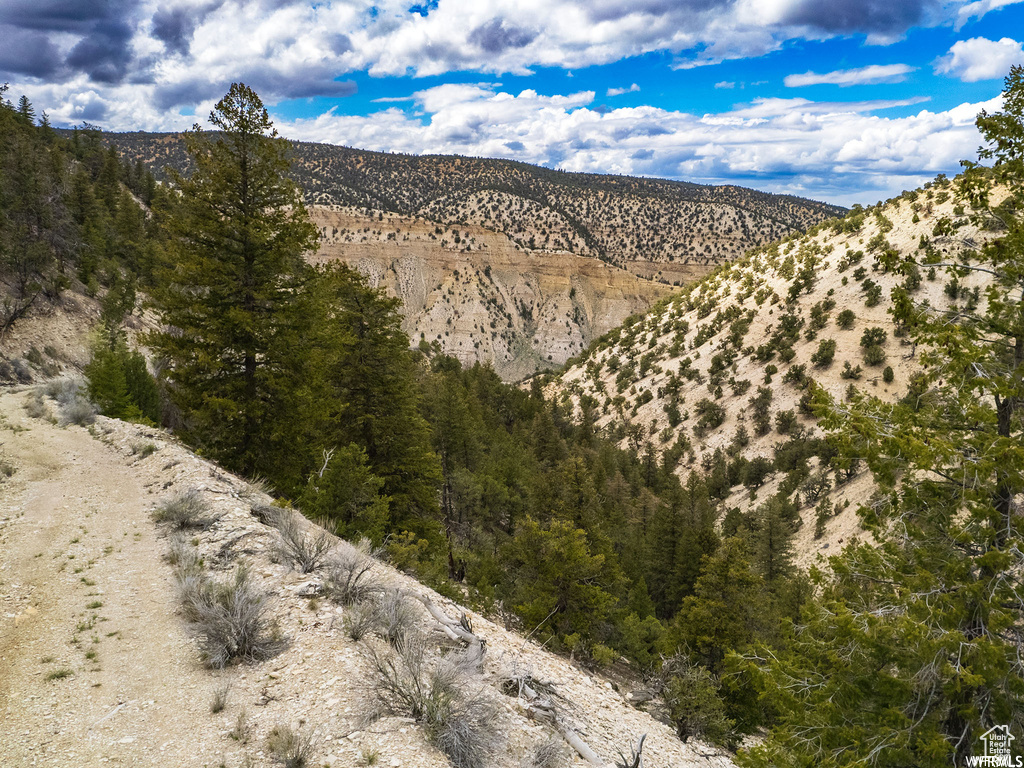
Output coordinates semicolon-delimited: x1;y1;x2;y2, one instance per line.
692;398;726;437
362;639;500;768
860;326;887;348
883;366;894;383
272;511;333;573
749;386;773;436
153;488;216;530
809;338;836;368
775;410;798;435
860;327;888;366
863;345;887;366
840;362;862;380
177;565;288;669
836;309;856;329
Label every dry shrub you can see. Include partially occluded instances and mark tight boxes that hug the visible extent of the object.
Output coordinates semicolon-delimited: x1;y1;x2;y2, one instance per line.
529;736;568;768
177;566;288;669
363;640;500;768
153;488;216;530
42;376;80;401
323;545;380;605
343;602;378;642
272;512;333;573
24;392;48;419
59;395;97;426
371;589;418;648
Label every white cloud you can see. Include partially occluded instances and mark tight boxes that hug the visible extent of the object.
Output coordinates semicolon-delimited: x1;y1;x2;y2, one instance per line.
714;81;736;89
0;0;971;106
935;37;1024;81
607;83;640;97
280;83;997;207
954;0;1024;30
784;64;916;87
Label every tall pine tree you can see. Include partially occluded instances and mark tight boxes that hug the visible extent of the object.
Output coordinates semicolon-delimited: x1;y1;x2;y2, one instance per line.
149;83;318;480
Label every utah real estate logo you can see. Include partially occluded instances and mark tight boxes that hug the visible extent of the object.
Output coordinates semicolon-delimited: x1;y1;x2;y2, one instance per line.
966;726;1021;767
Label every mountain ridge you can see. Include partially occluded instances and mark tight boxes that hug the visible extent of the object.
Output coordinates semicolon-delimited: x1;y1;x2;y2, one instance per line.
101;130;843;379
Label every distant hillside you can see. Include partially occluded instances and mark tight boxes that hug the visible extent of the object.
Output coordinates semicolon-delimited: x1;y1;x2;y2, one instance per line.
107;132;843;283
105;131;843;379
549;174;999;563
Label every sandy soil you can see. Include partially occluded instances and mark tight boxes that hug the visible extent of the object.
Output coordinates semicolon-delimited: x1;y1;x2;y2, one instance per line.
0;387;734;768
0;389;225;767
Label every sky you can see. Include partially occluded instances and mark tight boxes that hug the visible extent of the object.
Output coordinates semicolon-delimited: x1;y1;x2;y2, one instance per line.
2;0;1023;206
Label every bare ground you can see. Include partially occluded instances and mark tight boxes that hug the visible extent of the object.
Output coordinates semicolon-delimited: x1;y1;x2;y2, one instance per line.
0;387;734;768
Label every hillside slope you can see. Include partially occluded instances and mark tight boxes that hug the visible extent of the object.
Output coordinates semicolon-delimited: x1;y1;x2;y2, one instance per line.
551;175;998;563
311;207;674;380
100;132;842;380
108;132;844;278
0;386;733;768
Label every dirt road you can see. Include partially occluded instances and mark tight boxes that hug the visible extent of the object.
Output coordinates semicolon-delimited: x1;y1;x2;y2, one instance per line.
0;389;227;767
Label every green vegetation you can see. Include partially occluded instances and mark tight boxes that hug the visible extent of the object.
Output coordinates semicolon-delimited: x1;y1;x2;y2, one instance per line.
740;65;1024;768
6;71;1024;762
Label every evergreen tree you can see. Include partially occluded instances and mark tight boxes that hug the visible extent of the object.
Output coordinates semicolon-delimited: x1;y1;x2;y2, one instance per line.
148;83;318;481
742;68;1024;768
500;516;615;647
298;443;390;544
312;263;442;534
672;537;762;672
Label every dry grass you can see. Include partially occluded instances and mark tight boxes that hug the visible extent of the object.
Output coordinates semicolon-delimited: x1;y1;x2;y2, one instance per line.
153;489;216;531
363;640;500;768
266;723;316;768
210;684;229;713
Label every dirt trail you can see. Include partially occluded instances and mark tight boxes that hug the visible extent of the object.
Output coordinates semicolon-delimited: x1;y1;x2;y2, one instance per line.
0;389;224;767
0;386;735;768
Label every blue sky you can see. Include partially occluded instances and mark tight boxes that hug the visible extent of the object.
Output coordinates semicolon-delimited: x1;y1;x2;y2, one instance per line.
3;0;1023;206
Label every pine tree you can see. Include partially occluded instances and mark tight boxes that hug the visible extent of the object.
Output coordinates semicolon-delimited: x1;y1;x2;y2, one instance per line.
741;68;1024;768
311;263;441;534
148;83;318;481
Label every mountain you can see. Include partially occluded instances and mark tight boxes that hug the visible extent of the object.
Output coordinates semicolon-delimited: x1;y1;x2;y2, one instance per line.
106;131;844;379
548;174;996;563
0;385;735;768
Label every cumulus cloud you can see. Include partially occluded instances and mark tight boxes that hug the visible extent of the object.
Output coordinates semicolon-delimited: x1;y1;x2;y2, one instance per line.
714;81;736;89
276;83;993;206
607;83;641;96
935;37;1024;81
0;0;975;97
954;0;1024;30
785;64;916;87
